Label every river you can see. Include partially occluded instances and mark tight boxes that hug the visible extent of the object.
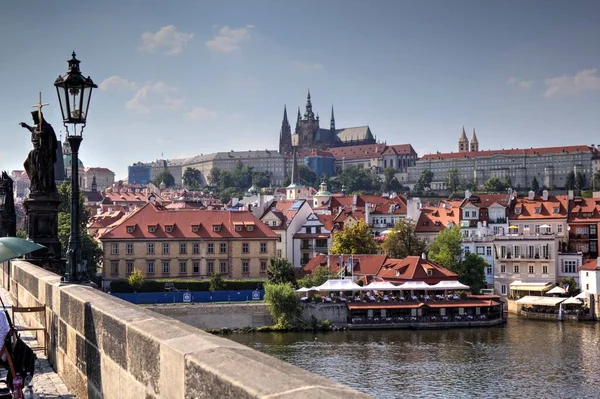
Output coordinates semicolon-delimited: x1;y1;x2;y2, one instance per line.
229;316;600;398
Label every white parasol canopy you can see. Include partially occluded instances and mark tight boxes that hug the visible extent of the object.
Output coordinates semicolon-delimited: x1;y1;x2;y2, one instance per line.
546;286;567;295
575;291;588;300
296;287;311;292
363;281;401;290
314;279;363;291
430;280;470;290
539;224;551;228
398;281;433;291
562;297;583;305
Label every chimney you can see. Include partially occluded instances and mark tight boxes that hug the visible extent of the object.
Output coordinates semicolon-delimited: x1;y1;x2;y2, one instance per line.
542;190;548;201
568;190;574;200
421;252;427;260
465;189;472;199
528;190;535;200
352;194;358;211
365;202;370;224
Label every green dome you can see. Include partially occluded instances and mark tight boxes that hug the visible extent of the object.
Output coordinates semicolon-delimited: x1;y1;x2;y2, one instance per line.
63;153;84;168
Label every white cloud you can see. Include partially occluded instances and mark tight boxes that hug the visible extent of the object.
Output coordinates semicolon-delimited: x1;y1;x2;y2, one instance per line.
99;75;137;91
140;25;193;55
291;61;324;72
507;77;534;90
184;106;239;121
544;69;600;98
125;82;184;114
205;25;254;53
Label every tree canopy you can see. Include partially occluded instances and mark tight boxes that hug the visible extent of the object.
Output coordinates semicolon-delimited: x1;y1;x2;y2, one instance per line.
455;253;487;294
267;258;297;285
414;169;434;192
334;165;381;194
182;167;203;190
330;220;379;255
427;226;463;272
444;168;461;193
483;177;506;193
565;171;575;190
381;219;427;259
153;171;175;188
531;177;540;193
382;167;403;193
297;266;338;288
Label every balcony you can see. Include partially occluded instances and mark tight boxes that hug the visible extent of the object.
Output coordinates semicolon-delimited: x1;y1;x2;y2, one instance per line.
496;254;552;260
301;244;313;250
314;245;329;253
489;218;506;224
569;233;589;240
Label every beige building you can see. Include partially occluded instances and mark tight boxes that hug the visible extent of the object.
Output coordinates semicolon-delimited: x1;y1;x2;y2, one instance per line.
82;167;115;191
99;201;278;282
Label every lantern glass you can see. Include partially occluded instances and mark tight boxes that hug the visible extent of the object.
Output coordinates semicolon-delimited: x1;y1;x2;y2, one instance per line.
0;194;6;206
54;52;97;128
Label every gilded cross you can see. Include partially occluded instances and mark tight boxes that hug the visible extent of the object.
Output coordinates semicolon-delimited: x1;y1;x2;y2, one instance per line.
31;92;49;132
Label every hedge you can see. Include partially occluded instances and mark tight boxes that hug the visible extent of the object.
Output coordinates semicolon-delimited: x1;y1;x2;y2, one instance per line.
109;278;266;293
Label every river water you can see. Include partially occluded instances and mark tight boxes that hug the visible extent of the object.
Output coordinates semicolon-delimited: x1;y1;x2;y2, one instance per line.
229;316;600;398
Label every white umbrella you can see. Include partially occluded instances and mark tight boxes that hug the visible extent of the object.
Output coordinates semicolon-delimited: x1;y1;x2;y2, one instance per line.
546;286;567;295
563;297;582;305
296;287;310;292
575;291;588;300
539;224;551;228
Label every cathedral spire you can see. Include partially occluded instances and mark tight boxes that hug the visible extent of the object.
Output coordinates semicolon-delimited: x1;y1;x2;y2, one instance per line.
291;145;299;185
458;126;469;153
470;128;479;152
330;105;336;131
278;105;292;154
304;89;315;120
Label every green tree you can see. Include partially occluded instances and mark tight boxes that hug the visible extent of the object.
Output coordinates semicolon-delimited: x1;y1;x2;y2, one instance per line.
382;167;403;193
153;171;175;188
297;266;337;288
504;175;513;189
182;167;203;190
252;171;272;188
218;187;243;205
282;175;291;187
565;171;575;190
414;169;434;192
58;182;103;277
267;258;297;285
427;226;463;272
209;167;223;187
456;253;487;294
381;219;427;259
592;170;600;191
264;282;301;328
128;268;144;292
462;178;478;191
531;177;540;193
575;172;586;192
444;168;461;193
335;165;381;193
559;277;580;296
483;177;506;193
209;272;226;291
330;220;378;255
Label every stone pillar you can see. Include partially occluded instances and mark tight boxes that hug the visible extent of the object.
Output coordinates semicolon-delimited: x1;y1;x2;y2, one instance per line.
23;193;64;274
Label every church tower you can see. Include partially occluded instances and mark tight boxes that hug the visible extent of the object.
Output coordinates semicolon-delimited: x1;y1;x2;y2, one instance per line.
297;90;320;149
470;129;479;152
330;105;336;131
278;105;292;154
458;127;469;153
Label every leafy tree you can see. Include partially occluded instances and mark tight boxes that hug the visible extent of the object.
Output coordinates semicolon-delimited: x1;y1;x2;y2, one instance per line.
504;175;513;189
462;178;478;191
58;182;103;277
252;171;272;188
592;170;600;190
575;172;586;192
444;168;461;193
456;254;487;294
381;219;427;259
209;272;226;291
209;167;223;187
297;266;337;288
153;171;175;188
282;175;291;187
182;167;203;190
334;165;380;193
382;167;403;193
264;282;301;328
565;171;575;190
330;220;378;255
427;226;463;272
414;169;434;192
267;258;297;285
559;277;580;296
483;177;506;193
531;177;540;193
128;268;144;292
218;187;242;205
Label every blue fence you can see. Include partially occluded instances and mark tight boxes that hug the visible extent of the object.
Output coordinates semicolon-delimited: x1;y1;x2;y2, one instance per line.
111;290;264;305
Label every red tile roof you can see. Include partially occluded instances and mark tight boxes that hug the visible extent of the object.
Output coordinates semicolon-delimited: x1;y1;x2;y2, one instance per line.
580;258;600;271
260;199;306;228
569;198;600;222
376;256;458;283
415;201;461;233
99;203;278;240
420;145;597;161
509;195;568;220
303;254;388;276
463;194;510;209
329;143;416;161
317;214;335;231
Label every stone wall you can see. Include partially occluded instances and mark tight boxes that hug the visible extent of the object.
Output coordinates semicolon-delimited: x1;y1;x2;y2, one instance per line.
300;303;348;325
1;260;367;399
146;303;273;329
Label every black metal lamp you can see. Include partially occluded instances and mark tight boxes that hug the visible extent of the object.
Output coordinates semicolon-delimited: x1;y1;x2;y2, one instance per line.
0;193;5;207
54;52;97;283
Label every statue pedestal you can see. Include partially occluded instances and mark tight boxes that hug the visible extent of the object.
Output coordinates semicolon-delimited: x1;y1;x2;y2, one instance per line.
23;193;64;275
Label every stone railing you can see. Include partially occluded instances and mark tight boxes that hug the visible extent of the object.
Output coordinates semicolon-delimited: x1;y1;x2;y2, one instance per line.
1;260;368;399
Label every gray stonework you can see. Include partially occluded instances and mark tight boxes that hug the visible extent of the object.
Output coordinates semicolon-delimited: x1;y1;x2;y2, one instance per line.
2;260;368;398
146;303;273;329
300;303;348;325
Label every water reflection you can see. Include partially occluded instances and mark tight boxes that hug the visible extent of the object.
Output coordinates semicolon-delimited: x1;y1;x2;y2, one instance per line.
229;317;600;398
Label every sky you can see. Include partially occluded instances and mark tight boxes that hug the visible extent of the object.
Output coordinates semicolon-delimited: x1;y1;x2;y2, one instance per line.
1;0;599;179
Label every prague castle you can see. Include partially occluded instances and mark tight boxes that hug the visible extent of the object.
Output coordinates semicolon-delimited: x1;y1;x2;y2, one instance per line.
279;91;376;154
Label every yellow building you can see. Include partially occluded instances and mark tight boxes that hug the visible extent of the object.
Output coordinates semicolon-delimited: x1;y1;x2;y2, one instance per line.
99;202;278;281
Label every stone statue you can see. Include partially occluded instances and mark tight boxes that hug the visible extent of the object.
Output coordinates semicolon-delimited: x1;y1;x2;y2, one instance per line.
20;111;58;196
0;171;16;237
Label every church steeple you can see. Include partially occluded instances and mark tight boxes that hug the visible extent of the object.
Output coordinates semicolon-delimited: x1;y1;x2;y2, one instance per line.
458;126;469;153
304;90;315;121
330;105;335;131
91;175;97;192
470;128;479;152
279;105;292;154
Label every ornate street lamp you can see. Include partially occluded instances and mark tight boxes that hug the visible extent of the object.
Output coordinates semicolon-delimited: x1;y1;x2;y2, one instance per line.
54;52;97;283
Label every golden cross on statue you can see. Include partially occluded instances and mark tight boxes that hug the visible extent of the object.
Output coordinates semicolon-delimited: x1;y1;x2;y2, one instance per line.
31;91;49;132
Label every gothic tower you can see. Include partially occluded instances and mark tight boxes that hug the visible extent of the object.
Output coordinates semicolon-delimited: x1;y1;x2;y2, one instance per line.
278;105;292;154
330;105;336;131
297;90;320;149
458;127;469;153
470;129;479;152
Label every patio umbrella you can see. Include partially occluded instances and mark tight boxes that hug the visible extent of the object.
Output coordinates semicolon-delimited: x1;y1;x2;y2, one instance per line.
563;297;582;305
508;226;518;229
0;237;46;263
546;286;567;295
575;291;588;300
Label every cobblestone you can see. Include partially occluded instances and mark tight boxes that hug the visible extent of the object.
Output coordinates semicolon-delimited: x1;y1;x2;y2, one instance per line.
0;288;75;398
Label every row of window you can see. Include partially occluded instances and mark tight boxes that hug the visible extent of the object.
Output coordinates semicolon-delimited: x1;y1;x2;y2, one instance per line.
498;264;549;275
111;242;269;256
110;259;269;275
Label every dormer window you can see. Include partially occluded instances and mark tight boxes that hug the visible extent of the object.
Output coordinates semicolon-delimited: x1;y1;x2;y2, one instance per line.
427;270;433;277
126;225;135;234
534;207;541;214
246;224;255;232
235;225;243;232
553;207;560;214
148;225;157;233
213;224;221;232
396;270;400;276
191;224;200;233
165;225;174;233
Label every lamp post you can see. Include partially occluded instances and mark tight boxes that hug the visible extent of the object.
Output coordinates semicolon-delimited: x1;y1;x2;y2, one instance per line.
54;52;97;283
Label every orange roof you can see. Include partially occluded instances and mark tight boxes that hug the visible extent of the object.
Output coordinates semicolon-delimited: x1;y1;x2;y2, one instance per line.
463;194;510;209
347;303;423;310
509;195;568;220
569;198;600;222
261;199;306;228
329;143;416;161
103;191;152;203
420;145;597;161
369;196;407;215
317;214;335;231
99;203;278;240
580;258;599;271
88;211;125;229
303;254;388;276
415;202;460;233
376;256;458;283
